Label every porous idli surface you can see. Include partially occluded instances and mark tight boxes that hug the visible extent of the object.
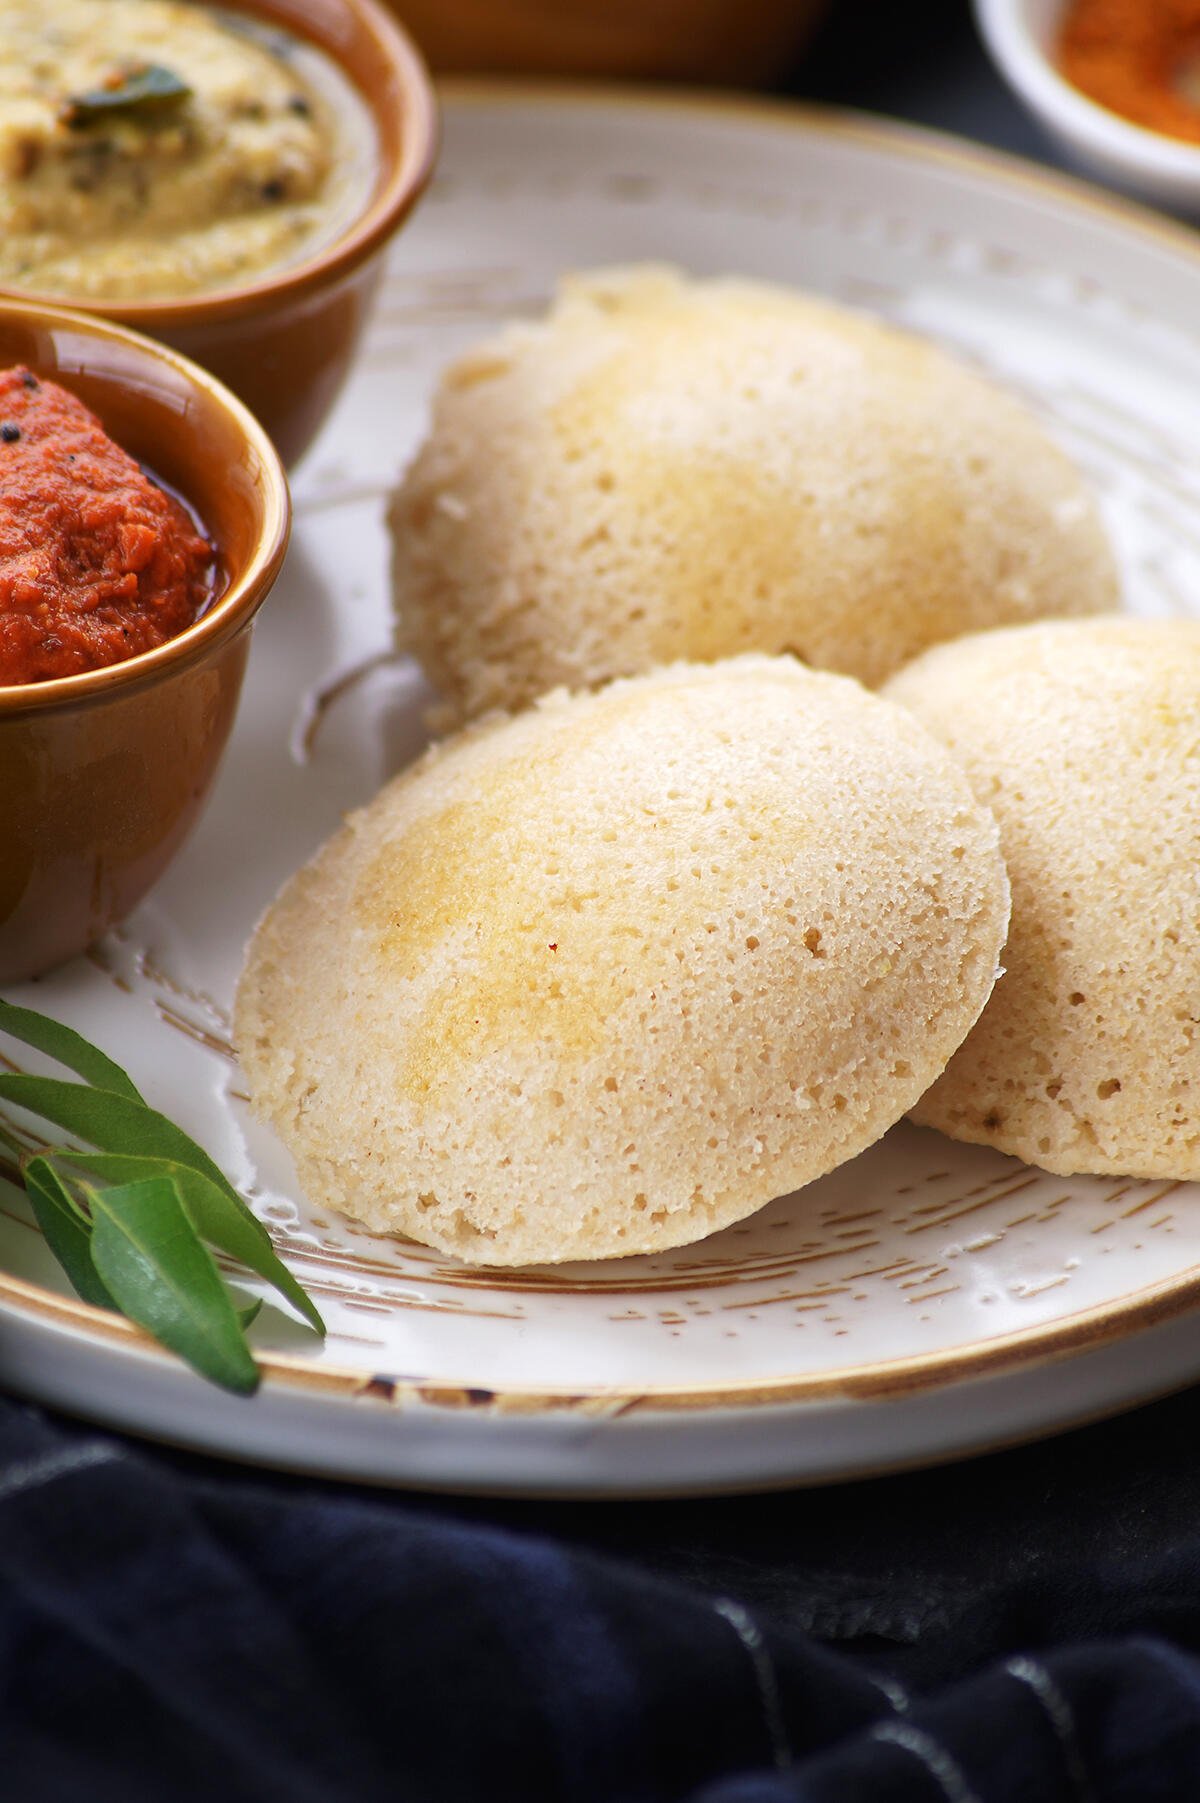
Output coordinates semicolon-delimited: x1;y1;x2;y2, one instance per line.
389;265;1118;726
236;657;1010;1265
885;619;1200;1178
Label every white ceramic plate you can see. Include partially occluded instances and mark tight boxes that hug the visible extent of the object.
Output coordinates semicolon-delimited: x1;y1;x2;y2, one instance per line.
5;87;1200;1496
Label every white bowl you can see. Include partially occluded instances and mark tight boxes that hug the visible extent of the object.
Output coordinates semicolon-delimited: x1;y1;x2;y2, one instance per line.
974;0;1200;212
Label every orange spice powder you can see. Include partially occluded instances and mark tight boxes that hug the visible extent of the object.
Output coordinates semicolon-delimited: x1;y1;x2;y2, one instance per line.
1058;0;1200;143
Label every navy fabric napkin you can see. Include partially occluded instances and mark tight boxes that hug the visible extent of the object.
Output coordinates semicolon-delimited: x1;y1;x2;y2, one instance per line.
4;1385;1200;1802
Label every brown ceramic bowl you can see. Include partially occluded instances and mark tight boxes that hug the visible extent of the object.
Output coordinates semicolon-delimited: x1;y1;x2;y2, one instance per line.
0;297;290;985
0;0;437;468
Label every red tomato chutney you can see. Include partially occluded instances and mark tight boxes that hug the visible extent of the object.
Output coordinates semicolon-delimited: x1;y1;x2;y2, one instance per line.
0;365;214;686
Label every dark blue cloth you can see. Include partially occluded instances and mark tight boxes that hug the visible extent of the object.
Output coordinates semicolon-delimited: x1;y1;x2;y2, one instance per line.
3;1392;1200;1803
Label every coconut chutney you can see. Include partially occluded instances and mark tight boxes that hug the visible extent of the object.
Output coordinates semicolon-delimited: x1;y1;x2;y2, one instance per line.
0;0;375;300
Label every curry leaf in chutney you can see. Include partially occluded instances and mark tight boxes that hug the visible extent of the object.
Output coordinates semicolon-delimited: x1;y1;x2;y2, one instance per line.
63;63;192;128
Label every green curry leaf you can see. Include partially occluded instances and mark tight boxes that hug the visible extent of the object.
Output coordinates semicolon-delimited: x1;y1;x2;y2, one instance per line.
0;998;144;1101
62;1150;323;1334
0;1004;325;1393
85;1176;259;1396
0;1074;243;1199
64;63;192;128
24;1157;116;1312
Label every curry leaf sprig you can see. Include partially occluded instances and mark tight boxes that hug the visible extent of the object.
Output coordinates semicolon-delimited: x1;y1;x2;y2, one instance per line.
0;999;323;1395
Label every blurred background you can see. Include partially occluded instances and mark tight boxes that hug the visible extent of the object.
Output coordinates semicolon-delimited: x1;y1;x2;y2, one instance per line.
394;0;832;86
399;0;1053;169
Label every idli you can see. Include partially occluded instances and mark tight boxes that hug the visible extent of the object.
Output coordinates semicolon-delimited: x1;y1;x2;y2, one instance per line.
390;265;1118;726
236;656;1010;1265
886;619;1200;1178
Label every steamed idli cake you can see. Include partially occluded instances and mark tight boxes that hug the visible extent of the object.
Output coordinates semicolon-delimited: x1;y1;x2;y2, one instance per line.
389;265;1118;726
236;656;1010;1265
885;619;1200;1178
